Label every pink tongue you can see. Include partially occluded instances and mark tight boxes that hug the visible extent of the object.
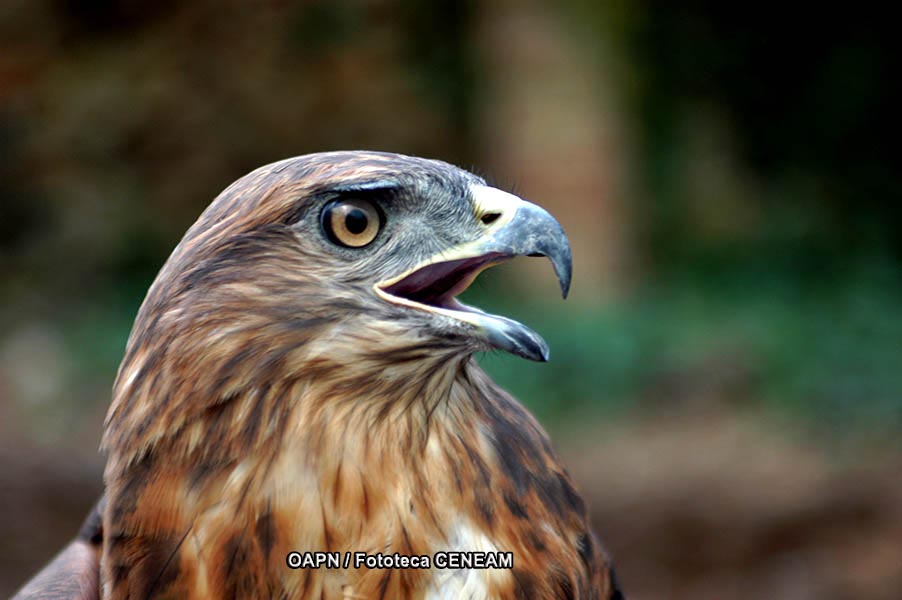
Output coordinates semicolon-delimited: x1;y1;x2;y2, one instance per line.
384;254;502;305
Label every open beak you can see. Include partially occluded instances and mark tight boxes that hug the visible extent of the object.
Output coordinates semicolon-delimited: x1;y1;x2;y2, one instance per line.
374;185;572;362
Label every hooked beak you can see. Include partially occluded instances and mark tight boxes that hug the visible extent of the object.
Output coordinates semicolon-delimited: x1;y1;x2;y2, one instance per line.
374;184;572;361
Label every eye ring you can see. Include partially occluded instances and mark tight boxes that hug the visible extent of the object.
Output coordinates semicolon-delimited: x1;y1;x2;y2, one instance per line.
321;198;383;248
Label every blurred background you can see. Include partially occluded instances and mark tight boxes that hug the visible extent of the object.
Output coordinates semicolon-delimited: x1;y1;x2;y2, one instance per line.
1;1;900;598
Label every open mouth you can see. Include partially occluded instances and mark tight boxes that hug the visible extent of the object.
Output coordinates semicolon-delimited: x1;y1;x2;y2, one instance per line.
374;250;552;362
375;252;507;315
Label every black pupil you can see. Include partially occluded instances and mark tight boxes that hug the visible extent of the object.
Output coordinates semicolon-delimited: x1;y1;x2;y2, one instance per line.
344;208;369;235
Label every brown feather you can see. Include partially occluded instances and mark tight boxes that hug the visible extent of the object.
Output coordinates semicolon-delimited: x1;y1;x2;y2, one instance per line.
33;152;621;599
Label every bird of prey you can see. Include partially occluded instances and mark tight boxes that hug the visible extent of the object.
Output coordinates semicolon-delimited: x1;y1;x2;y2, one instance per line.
14;151;622;599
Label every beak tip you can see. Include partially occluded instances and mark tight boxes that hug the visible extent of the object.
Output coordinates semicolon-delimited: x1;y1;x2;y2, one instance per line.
555;253;572;300
525;340;551;362
547;226;572;302
481;316;550;362
533;335;551;362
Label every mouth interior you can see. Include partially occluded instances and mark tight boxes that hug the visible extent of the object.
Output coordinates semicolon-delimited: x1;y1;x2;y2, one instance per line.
380;253;505;311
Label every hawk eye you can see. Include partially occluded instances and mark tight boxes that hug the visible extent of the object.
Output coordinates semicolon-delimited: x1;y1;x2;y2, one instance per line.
321;199;382;248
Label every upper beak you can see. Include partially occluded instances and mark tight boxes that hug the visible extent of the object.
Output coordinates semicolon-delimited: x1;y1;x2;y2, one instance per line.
375;184;573;362
466;185;572;299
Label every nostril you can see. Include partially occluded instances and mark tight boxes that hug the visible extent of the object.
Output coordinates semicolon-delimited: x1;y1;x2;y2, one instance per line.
480;212;501;226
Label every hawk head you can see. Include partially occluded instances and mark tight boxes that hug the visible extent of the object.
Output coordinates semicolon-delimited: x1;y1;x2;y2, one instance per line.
186;150;569;359
105;151;571;459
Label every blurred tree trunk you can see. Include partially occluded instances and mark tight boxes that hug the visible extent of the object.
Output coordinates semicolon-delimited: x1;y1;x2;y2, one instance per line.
473;0;636;302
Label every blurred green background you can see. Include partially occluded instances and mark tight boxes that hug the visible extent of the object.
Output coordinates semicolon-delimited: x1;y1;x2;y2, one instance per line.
1;1;900;598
